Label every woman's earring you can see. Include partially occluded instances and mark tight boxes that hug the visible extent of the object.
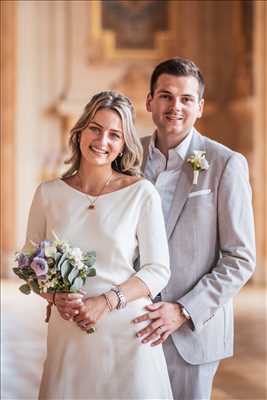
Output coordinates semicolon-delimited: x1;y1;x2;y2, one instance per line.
119;152;123;157
114;158;119;170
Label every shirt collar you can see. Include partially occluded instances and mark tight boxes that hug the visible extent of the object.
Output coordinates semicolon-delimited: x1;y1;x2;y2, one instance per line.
148;131;157;158
148;129;193;161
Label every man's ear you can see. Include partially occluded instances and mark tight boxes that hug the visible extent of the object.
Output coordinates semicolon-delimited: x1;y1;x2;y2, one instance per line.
146;93;152;112
197;98;204;118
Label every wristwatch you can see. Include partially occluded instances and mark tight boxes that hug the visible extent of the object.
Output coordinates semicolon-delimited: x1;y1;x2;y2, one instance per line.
180;305;191;320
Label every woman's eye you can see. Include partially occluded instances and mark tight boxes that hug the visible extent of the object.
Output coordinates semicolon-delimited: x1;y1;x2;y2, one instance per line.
111;132;121;140
89;126;100;133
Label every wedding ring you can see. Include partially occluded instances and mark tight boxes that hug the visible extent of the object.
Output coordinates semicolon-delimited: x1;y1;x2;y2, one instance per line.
87;327;96;334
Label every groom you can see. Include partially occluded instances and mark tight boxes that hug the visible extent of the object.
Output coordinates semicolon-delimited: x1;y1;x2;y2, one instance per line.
133;57;256;399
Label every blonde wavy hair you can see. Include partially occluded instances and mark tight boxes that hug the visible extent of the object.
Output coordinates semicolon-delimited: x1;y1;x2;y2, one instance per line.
62;91;143;178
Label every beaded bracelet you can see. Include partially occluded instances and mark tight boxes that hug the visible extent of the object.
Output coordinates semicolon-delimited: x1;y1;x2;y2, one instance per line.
111;286;127;309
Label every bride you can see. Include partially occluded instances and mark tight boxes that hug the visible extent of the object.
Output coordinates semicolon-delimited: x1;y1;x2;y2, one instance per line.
24;91;173;399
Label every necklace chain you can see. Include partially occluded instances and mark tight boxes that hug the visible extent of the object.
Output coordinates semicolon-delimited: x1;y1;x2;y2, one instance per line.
87;172;113;210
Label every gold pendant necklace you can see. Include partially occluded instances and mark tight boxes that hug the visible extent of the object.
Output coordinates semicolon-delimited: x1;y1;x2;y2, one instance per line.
87;172;113;210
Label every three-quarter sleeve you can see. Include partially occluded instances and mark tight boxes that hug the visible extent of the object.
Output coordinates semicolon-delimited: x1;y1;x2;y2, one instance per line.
22;184;47;250
135;190;170;298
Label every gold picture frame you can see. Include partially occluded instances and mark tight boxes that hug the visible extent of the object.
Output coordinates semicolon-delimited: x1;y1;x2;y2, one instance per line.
90;0;176;61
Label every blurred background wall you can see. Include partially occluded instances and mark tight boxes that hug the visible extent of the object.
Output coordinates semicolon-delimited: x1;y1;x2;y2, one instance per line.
1;0;267;285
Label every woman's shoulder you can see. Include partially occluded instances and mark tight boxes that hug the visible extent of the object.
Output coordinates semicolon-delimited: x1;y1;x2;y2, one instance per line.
113;173;156;195
137;179;161;201
126;177;160;204
35;178;63;196
135;177;157;193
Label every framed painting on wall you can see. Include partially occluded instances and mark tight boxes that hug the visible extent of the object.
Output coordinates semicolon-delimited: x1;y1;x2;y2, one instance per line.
90;0;175;61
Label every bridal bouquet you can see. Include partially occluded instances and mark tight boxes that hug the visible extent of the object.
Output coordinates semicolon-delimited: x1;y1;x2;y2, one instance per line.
13;236;96;298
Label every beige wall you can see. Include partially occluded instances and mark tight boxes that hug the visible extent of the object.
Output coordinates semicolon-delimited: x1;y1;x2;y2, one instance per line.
15;1;65;248
1;0;266;283
253;1;267;284
1;0;17;277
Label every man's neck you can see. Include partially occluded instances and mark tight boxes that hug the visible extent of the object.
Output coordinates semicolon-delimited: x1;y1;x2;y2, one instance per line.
155;130;190;158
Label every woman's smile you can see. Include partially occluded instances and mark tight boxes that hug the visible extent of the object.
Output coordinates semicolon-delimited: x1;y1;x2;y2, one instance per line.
89;145;109;158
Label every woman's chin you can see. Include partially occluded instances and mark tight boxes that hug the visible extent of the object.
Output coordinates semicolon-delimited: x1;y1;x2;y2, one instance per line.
84;156;111;167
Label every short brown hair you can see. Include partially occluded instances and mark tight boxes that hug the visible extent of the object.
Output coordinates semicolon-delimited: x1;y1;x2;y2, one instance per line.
150;57;205;99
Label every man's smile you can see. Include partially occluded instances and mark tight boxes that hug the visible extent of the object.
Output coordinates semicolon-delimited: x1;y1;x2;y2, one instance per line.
165;113;184;121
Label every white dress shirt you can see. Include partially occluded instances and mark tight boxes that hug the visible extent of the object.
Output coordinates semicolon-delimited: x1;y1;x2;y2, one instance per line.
144;130;193;221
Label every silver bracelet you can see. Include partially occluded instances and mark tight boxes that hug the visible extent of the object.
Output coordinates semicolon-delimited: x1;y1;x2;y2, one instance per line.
111;286;127;309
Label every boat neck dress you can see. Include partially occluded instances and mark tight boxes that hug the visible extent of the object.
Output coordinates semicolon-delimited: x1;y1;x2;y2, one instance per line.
24;178;173;400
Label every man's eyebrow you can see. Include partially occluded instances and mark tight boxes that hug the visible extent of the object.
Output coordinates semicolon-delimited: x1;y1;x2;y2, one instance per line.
157;89;172;94
182;94;197;98
156;90;197;98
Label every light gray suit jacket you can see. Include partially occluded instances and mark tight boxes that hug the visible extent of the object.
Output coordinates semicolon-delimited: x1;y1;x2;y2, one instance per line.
141;128;256;365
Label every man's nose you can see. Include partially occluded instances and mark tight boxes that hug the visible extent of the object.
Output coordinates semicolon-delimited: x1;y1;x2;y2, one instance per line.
171;97;182;110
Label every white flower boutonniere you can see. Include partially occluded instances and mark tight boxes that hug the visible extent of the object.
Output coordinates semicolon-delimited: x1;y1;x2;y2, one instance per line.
187;151;210;185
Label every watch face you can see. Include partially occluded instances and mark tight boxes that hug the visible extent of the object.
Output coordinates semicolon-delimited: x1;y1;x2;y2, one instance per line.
182;307;190;320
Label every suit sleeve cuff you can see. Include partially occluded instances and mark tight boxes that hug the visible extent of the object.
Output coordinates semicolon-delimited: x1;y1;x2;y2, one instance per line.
177;301;197;332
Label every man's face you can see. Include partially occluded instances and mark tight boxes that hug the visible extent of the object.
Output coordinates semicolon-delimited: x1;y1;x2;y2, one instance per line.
146;74;204;142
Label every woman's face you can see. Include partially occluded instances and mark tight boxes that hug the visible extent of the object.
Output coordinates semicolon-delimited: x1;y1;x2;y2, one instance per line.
80;108;125;168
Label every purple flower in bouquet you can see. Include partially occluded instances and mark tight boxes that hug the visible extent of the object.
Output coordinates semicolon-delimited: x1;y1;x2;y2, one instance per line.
34;240;52;258
40;240;52;249
31;257;48;277
35;247;45;258
17;253;30;268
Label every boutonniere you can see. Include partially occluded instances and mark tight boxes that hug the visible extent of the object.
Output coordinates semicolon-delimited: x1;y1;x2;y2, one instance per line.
187;151;210;185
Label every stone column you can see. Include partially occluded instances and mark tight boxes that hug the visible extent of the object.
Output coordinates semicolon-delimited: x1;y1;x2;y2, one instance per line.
0;1;17;277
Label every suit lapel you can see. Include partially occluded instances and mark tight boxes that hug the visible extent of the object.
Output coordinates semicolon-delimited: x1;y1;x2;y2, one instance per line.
166;129;205;239
166;161;193;238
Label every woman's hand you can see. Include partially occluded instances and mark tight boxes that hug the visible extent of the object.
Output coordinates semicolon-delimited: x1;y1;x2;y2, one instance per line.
53;293;84;320
73;294;109;332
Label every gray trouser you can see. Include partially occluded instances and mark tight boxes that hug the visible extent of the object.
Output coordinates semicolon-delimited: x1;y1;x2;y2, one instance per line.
163;336;219;400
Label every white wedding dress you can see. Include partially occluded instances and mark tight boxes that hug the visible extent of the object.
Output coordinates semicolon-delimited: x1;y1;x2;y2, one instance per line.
24;178;173;400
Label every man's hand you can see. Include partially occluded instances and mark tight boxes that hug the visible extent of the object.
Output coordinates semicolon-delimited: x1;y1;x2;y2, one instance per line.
133;301;187;346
